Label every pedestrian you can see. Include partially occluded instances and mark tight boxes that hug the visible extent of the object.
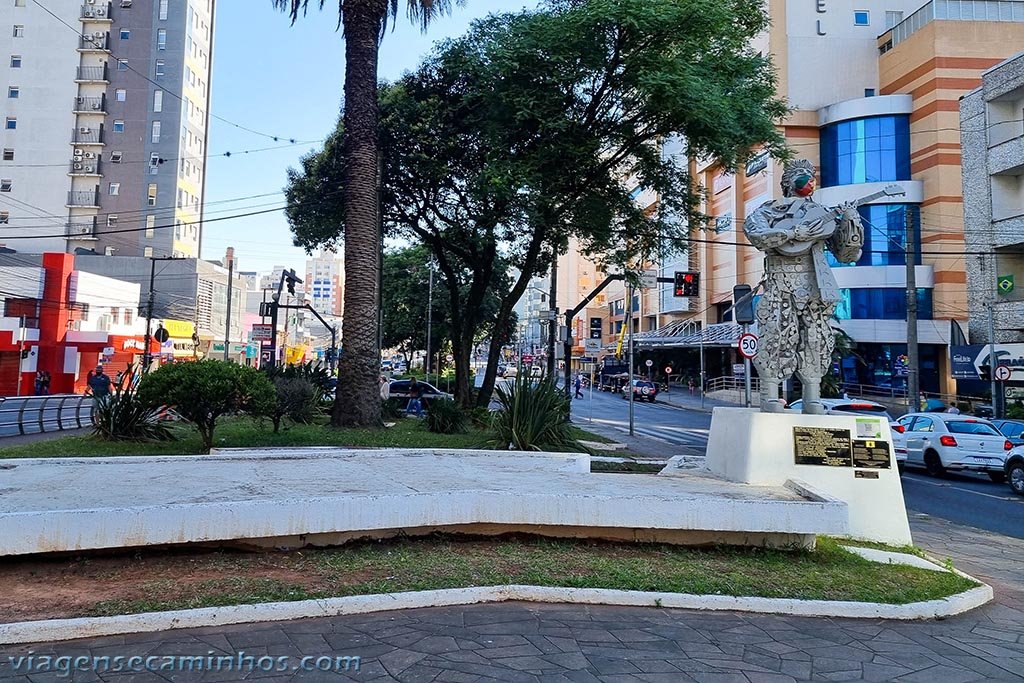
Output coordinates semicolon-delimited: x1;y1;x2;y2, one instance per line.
87;365;111;399
39;370;50;395
33;371;43;396
574;374;583;399
946;403;961;414
407;377;424;417
379;375;390;401
688;378;695;395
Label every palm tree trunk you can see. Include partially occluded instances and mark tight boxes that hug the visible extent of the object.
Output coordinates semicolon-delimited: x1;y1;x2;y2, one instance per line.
332;0;385;427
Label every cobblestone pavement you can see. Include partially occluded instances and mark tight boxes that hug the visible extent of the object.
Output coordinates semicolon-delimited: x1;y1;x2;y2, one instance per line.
1;518;1022;682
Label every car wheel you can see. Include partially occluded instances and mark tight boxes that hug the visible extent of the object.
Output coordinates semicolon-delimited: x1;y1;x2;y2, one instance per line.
1009;462;1024;496
924;450;946;477
988;471;1006;484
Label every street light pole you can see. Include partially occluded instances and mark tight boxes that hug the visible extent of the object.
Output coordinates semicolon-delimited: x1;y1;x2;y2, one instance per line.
425;262;433;375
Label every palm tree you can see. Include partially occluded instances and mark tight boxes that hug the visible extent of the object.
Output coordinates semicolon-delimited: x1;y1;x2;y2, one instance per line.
273;0;461;427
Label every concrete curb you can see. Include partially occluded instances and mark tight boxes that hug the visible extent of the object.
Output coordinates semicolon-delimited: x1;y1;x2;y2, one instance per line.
0;562;993;645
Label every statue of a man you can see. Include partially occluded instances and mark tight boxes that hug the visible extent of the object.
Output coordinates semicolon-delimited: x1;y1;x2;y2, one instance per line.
743;159;864;414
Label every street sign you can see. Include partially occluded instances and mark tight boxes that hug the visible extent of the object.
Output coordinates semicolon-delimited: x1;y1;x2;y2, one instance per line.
154;327;170;343
251;324;273;342
738;332;759;359
538;309;557;322
639;270;658;289
995;365;1012;381
645;359;653;367
665;366;673;374
584;338;601;354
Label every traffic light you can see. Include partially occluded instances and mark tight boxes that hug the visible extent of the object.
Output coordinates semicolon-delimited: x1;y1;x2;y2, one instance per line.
732;284;755;325
674;271;700;297
286;269;297;295
20;348;29;359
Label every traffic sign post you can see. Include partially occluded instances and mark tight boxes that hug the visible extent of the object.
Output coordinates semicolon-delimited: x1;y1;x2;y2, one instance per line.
645;358;653;381
738;330;759;408
995;365;1012;382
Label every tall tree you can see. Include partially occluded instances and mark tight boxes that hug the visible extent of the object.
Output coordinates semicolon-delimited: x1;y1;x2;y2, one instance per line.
273;0;462;427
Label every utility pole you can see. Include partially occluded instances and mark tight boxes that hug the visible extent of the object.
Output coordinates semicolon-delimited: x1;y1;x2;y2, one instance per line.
16;315;25;396
547;258;558;379
905;206;920;412
142;257;157;372
627;282;635;436
425;262;433;375
223;254;234;361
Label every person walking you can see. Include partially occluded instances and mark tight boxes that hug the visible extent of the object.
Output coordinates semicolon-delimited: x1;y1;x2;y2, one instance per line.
33;372;43;396
407;377;424;418
688;378;695;395
87;365;111;399
39;370;50;395
574;374;584;399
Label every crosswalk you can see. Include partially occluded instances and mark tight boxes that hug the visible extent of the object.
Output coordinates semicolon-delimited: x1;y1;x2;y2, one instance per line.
589;418;710;451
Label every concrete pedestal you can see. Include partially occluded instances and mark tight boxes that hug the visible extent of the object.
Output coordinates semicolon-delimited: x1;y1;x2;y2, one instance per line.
704;407;912;545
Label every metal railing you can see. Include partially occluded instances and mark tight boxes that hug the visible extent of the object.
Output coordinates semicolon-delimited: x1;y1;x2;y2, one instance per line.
0;395;91;437
79;33;109;50
71;126;104;144
75;65;109;83
67;189;100;207
80;3;113;20
73;95;106;113
67;218;98;238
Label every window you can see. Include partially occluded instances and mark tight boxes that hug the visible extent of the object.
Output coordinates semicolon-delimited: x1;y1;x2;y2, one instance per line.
7;86;17;98
112;119;125;132
0;211;7;224
153;89;163;112
12;25;23;37
854;10;870;25
144;247;153;258
119;28;130;40
149;152;159;174
175;221;181;239
4;117;15;130
155;59;165;76
151;120;161;143
110;150;123;163
108;182;120;195
10;55;21;68
864;88;876;97
157;29;166;50
947;421;1000;436
117;59;128;71
819;114;911;187
147;183;157;206
145;215;155;237
827;204;920;268
115;88;126;101
107;215;118;227
911;417;934;433
120;0;133;7
14;0;25;6
835;287;933;321
885;10;904;28
1;179;12;192
159;0;168;19
2;149;12;161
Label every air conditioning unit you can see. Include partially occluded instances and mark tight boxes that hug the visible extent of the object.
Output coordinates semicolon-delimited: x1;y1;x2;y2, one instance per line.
73;163;84;171
73;154;84;162
74;148;84;156
79;127;92;134
84;151;96;159
90;102;101;110
93;31;104;39
75;96;85;104
84;165;95;173
86;0;96;5
83;9;94;17
95;8;105;16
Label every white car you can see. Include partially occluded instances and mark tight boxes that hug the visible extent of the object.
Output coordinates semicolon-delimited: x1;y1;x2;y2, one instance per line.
787;398;907;467
899;412;1012;481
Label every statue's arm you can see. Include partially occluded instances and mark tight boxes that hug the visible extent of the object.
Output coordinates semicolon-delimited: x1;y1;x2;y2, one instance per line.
828;205;865;264
744;204;832;249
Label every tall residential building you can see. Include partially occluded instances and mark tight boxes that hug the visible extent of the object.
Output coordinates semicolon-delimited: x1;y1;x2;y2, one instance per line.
0;0;214;257
305;248;343;318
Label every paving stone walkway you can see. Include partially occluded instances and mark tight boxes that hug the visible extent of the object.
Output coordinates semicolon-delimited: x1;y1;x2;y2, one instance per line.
1;517;1022;682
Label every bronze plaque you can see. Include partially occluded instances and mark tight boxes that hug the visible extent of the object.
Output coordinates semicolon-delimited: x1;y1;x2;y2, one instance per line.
852;440;891;469
855;470;880;479
793;427;852;466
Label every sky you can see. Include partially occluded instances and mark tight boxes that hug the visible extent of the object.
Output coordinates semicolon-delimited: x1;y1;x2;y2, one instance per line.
201;0;538;275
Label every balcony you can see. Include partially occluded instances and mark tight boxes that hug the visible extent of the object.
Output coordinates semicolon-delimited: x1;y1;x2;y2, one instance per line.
69;158;101;176
72;95;106;113
80;3;112;21
67;218;99;239
75;65;109;83
78;33;110;51
71;125;104;145
67;189;100;208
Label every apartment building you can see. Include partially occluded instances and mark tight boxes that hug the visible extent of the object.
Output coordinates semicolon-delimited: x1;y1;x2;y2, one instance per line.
305;248;343;318
0;0;214;257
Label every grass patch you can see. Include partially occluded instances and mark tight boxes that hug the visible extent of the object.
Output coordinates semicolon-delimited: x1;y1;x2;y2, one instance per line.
833;538;929;559
568;427;615;444
590;460;664;473
0;417;490;459
0;535;977;622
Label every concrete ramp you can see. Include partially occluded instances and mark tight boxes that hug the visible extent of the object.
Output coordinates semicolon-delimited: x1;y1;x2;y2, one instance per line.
0;449;848;556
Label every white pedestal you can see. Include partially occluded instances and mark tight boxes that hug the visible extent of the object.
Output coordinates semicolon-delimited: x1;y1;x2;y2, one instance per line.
705;407;912;546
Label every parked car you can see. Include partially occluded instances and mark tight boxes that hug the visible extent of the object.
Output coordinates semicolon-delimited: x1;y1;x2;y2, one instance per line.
388;379;453;403
992;419;1024;447
1004;447;1024;495
621;379;658;402
788;399;906;467
899;413;1012;480
502;365;518;378
529;366;543;378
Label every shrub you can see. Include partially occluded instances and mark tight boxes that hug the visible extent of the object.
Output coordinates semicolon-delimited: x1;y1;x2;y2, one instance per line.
468;406;493;429
91;365;175;442
267;376;320;433
382;397;406;420
425;397;468;434
138;360;276;452
264;361;335;395
488;374;582;452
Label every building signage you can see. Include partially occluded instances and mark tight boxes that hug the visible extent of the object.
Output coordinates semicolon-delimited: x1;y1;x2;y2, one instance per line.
816;0;827;35
121;338;145;351
251;324;273;342
951;344;1024;380
793;426;852;466
745;150;769;177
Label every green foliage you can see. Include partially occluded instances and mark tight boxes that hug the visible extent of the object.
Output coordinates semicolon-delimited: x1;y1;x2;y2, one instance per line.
488;374;582;452
425;397;468;434
264;361;334;395
267;376;321;433
91;365;175;443
138;360;276;452
467;406;493;430
1007;401;1024;420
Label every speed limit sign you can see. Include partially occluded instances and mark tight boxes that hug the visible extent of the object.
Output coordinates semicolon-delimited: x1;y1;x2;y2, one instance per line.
995;365;1012;382
738;333;759;359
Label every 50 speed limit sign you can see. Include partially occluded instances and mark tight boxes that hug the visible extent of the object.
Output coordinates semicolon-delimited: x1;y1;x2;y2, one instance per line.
738;332;759;359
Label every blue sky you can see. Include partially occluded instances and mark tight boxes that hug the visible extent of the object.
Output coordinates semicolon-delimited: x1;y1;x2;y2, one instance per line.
202;0;538;274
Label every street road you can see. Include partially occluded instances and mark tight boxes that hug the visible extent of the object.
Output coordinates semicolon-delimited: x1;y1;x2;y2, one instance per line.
574;391;1024;538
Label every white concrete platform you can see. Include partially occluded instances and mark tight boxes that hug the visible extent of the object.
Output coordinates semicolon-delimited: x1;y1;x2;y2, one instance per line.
0;449;848;556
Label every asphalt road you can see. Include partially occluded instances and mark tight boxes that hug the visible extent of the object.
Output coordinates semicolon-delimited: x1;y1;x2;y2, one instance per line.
574;390;1024;538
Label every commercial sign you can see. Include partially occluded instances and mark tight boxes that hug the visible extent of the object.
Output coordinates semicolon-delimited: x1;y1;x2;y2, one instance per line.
251;324;273;341
951;344;1024;380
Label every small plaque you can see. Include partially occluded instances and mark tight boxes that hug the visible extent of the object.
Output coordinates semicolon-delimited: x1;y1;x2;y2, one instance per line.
852;440;891;469
793;427;852;467
855;418;883;439
855;470;880;479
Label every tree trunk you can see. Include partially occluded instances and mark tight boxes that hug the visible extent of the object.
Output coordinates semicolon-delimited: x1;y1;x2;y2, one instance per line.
332;0;386;428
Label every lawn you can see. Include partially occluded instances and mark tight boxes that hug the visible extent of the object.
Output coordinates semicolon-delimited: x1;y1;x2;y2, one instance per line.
0;535;976;623
0;417;613;459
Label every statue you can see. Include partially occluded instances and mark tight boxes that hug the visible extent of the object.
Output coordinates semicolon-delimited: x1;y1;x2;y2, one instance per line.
743;160;867;415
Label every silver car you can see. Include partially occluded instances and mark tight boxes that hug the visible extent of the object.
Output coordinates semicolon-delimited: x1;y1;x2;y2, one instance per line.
900;412;1012;481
